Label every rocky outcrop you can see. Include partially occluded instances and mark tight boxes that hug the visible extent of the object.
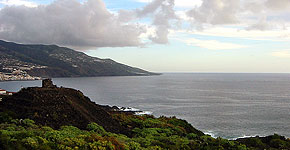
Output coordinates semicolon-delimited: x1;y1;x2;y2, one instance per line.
0;81;130;135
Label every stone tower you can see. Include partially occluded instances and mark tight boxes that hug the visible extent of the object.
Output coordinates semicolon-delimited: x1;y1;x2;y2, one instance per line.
42;79;57;88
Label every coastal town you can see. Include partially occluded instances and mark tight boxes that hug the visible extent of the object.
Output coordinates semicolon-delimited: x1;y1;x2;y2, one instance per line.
0;57;44;81
0;71;41;81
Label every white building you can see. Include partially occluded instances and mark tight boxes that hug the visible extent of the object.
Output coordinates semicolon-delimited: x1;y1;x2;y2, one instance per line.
0;89;6;95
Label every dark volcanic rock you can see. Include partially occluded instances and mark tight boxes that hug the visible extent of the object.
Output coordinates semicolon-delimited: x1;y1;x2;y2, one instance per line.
0;85;129;135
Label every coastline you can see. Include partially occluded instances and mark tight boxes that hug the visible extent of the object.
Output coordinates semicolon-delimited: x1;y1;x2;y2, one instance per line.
101;104;290;140
1;75;290;141
0;78;42;82
0;80;289;149
0;73;162;82
121;106;290;140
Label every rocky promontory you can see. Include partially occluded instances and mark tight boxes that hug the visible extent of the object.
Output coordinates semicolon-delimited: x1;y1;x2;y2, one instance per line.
0;79;129;135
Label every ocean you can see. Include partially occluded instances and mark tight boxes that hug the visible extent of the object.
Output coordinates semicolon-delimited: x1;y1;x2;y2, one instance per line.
1;73;290;139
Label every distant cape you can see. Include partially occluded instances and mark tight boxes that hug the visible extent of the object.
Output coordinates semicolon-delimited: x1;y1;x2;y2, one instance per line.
0;40;160;78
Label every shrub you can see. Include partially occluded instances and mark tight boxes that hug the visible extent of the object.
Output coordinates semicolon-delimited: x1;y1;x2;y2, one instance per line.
87;123;106;135
270;139;288;149
21;137;39;149
0;112;12;123
22;119;36;128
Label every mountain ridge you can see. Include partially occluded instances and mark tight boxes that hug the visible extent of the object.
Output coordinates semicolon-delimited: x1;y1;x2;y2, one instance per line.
0;40;159;79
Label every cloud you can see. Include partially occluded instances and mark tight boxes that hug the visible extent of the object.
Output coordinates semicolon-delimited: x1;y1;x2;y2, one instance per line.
137;0;202;8
183;38;247;50
0;0;37;7
0;0;180;49
245;15;273;31
271;50;290;58
119;0;179;44
0;0;148;49
148;0;178;44
182;27;290;42
136;0;164;17
186;0;290;31
265;0;290;11
1;0;290;50
186;0;240;25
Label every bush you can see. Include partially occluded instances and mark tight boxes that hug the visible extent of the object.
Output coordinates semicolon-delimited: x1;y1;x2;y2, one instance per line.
270;139;288;149
21;137;39;149
0;112;12;123
22;119;36;128
87;123;106;135
186;133;198;140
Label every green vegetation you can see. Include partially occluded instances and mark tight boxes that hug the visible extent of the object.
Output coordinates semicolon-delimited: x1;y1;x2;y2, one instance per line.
112;114;247;150
0;113;288;150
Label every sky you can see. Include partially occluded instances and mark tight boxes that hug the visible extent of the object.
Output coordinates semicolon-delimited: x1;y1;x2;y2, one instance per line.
0;0;290;73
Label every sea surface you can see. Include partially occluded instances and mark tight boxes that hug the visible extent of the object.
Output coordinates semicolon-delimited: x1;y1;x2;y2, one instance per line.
1;73;290;139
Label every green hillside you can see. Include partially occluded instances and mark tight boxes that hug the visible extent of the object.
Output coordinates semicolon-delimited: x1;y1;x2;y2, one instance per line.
0;40;159;78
